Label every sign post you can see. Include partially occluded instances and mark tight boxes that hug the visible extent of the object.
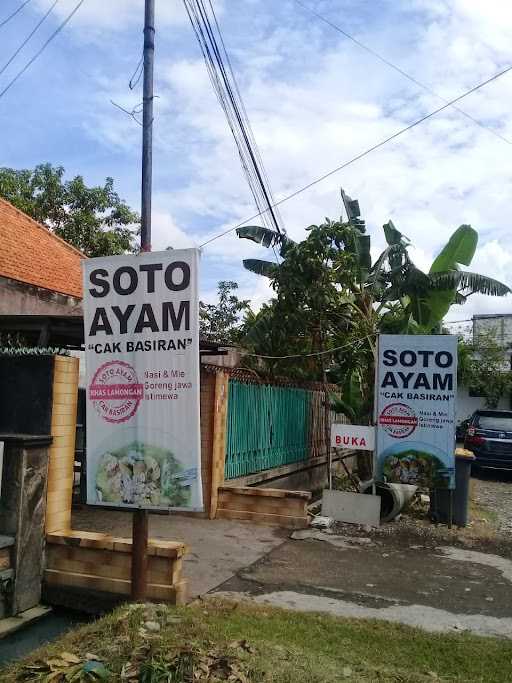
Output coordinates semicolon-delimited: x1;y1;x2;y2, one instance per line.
375;334;457;493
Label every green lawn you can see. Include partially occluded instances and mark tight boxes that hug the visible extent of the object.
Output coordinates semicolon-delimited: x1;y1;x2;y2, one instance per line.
4;599;512;682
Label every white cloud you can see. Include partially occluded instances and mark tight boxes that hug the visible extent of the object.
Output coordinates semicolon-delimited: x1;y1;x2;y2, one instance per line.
33;0;191;32
42;0;512;316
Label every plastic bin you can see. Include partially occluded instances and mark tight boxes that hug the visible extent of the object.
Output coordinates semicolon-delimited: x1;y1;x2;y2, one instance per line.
429;449;476;527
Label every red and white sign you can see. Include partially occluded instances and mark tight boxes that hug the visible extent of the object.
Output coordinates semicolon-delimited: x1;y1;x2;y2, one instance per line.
331;424;375;451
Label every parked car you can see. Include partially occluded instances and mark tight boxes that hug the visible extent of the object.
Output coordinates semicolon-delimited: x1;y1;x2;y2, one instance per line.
464;409;512;470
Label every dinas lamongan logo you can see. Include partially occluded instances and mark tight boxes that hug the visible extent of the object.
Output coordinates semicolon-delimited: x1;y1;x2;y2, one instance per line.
89;360;143;424
379;402;418;439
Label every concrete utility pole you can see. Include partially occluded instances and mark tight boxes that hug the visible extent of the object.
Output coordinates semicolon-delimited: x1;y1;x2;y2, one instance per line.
140;0;155;252
132;0;155;602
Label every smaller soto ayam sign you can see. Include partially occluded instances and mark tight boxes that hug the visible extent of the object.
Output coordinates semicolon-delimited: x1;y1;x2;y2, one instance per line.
375;334;457;489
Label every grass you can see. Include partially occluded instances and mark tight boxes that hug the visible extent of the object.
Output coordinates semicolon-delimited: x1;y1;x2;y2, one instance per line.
3;599;512;682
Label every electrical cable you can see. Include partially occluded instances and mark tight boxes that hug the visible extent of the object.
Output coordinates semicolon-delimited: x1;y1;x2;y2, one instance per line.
183;0;284;237
244;334;375;359
0;0;33;29
188;0;281;235
0;0;58;78
294;0;512;146
129;52;144;90
199;62;512;248
0;0;85;101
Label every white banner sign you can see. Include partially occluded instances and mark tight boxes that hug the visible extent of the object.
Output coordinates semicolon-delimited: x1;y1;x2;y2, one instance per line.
331;424;375;451
82;249;202;511
376;334;457;490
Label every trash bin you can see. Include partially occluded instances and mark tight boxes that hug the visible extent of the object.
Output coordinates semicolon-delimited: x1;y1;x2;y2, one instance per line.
429;449;476;527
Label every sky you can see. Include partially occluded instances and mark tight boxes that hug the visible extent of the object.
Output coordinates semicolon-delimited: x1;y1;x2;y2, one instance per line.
1;0;511;328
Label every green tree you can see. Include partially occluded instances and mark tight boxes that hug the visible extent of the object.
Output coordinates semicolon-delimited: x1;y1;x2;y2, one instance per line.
458;330;512;409
0;163;139;256
200;281;250;343
238;190;510;418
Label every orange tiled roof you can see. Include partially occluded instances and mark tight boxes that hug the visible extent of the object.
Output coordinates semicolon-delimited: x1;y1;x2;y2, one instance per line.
0;198;84;299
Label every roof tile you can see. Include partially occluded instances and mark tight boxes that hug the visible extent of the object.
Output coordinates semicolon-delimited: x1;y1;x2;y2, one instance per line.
0;198;84;299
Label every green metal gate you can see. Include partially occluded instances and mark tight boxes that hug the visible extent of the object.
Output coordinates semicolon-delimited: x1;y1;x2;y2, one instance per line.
225;380;312;479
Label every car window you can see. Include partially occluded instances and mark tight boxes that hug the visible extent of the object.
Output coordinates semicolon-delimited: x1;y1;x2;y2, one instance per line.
475;414;512;431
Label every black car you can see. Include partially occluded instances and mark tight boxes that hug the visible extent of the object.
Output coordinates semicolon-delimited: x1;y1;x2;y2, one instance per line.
464;409;512;470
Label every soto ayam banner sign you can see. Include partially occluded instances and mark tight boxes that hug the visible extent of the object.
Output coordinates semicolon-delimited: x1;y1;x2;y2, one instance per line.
375;334;457;490
82;249;202;511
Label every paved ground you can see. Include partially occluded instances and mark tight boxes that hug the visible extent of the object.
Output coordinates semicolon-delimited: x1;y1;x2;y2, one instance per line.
213;526;512;638
72;509;286;598
73;472;512;637
473;470;512;533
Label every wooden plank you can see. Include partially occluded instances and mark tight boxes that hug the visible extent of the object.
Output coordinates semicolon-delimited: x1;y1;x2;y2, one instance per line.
149;540;187;558
44;568;131;595
46;531;186;558
220;485;311;500
47;547;132;580
43;570;186;604
218;491;307;516
47;531;114;551
147;579;186;603
216;508;307;529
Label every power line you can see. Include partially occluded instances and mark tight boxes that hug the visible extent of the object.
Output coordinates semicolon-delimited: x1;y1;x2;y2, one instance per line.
200;62;512;248
129;52;144;90
0;0;58;79
0;0;84;101
294;0;512;146
0;0;33;29
184;0;284;236
245;334;375;360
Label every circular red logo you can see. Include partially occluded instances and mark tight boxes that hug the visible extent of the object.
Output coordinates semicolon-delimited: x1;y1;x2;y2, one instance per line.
89;360;143;424
379;402;418;439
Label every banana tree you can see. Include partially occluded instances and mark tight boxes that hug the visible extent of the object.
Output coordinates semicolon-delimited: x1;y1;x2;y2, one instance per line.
379;222;510;332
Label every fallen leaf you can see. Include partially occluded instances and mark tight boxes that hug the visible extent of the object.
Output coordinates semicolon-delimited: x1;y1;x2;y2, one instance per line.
60;652;81;664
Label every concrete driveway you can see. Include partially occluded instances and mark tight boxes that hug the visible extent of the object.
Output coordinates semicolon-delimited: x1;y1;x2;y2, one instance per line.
72;509;286;598
213;526;512;638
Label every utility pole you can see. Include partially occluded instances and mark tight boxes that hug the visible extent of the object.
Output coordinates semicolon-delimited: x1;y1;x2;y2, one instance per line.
140;0;155;252
131;0;155;602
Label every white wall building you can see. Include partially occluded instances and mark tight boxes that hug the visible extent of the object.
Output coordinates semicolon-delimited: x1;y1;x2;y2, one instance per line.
456;314;512;423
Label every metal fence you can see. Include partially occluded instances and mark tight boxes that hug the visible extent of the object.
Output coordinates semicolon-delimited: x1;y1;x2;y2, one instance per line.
225;380;323;479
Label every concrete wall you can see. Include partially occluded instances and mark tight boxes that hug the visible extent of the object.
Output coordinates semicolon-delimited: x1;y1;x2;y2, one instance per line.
0;275;82;316
456;385;510;423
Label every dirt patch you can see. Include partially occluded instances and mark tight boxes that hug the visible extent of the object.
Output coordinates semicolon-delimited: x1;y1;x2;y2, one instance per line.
472;473;512;534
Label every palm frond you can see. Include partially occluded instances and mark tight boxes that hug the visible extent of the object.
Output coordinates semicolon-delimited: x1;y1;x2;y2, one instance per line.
242;259;278;278
383;220;409;246
236;225;294;256
429;271;511;296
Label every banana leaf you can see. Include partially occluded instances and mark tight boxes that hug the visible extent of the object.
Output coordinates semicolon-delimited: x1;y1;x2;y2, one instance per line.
242;259;278;278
